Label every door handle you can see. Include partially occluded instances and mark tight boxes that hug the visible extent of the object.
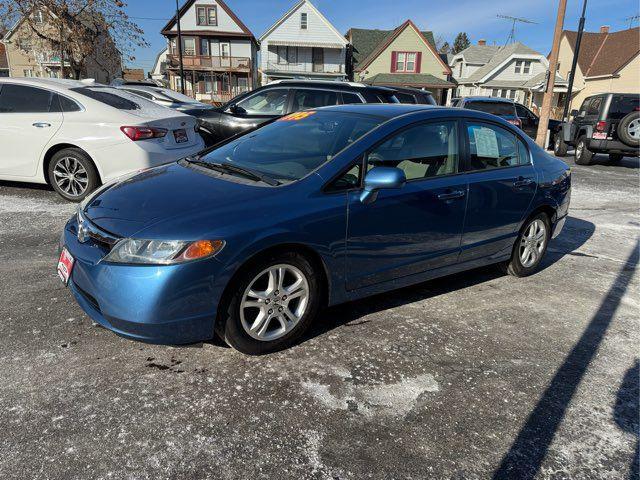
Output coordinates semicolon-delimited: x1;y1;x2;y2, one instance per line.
437;190;466;201
32;122;51;128
513;177;534;188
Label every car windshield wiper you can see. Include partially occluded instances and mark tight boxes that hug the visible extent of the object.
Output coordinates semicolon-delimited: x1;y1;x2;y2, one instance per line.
186;159;280;186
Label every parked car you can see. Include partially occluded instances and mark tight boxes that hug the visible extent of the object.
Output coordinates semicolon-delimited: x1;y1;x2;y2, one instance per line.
0;78;205;201
191;80;400;146
456;97;522;129
514;102;561;145
58;104;571;354
117;85;214;112
554;93;639;164
111;78;161;87
380;86;437;105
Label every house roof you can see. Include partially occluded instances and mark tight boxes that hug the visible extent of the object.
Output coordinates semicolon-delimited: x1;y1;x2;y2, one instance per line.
161;0;256;42
260;0;347;45
350;20;450;75
562;26;639;77
454;44;501;64
0;43;7;70
458;42;542;83
348;25;436;68
363;72;455;88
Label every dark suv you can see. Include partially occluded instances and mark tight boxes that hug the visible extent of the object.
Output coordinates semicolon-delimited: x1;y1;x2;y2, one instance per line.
189;80;399;146
456;97;522;129
554;93;639;164
514;102;561;144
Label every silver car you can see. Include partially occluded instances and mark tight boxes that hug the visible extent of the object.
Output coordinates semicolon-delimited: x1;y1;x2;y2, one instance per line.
117;85;214;112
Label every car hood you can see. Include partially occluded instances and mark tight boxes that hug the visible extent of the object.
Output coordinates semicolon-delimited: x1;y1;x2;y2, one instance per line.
83;162;285;239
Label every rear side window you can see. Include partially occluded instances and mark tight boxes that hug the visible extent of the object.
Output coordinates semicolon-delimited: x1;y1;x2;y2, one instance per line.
341;92;363;105
608;95;639;120
466;122;527;170
70;87;141;110
56;94;82;112
465;101;515;117
124;89;154;100
394;92;417;104
291;89;338;110
586;97;602;115
0;84;55;113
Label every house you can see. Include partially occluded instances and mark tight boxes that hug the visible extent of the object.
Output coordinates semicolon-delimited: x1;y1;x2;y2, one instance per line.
2;8;120;82
346;20;455;104
150;47;168;85
450;40;567;112
557;26;639;111
122;68;146;82
259;0;348;84
0;42;8;77
161;0;258;103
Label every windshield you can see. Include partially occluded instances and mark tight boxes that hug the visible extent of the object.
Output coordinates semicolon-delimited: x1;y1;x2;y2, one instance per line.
197;111;384;181
466;101;516;116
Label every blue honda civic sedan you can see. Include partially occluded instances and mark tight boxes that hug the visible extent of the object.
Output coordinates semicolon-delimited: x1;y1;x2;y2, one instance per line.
58;104;570;354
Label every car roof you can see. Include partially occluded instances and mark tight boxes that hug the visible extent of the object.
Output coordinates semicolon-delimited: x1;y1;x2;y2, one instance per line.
382;85;433;96
0;77;99;91
463;96;515;104
314;103;438;118
265;80;395;93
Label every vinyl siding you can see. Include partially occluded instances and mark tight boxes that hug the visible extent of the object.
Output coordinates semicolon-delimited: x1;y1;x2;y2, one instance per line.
484;57;545;83
167;1;244;33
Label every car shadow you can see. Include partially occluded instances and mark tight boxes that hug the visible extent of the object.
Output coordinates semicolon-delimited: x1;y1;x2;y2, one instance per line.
492;239;639;479
0;179;54;193
614;361;639;480
304;215;595;343
560;152;640;170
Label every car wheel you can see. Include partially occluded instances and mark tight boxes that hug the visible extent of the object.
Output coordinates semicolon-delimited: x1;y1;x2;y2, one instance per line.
554;135;568;157
500;213;551;277
617;111;640;147
609;153;624;163
574;136;594;165
217;252;321;355
48;148;99;202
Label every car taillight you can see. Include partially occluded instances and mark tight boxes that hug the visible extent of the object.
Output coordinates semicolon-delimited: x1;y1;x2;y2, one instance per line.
120;126;168;141
595;121;607;132
507;118;522;128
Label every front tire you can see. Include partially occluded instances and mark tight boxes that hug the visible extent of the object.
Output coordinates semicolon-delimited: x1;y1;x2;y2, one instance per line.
217;252;321;355
500;213;551;277
47;148;99;202
575;136;594;165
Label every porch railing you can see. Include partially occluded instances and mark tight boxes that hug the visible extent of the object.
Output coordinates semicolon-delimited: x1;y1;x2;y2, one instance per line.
265;61;344;74
167;54;251;72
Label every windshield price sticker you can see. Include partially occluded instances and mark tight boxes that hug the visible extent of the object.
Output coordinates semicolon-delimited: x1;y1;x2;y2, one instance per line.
279;111;317;122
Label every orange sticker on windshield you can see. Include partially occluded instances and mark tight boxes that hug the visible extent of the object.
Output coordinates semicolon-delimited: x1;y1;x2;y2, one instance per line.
279;111;317;121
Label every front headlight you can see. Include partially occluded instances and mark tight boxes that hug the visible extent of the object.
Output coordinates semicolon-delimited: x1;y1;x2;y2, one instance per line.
103;239;224;265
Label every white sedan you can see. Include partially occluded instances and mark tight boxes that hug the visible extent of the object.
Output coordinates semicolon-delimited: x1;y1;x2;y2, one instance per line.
0;78;205;201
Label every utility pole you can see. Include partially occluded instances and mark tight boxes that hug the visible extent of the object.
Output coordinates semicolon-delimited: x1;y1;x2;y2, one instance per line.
175;0;185;94
536;0;567;148
562;0;588;121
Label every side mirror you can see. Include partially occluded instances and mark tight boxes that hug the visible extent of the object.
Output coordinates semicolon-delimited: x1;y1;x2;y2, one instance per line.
360;167;406;205
570;109;579;117
227;103;244;114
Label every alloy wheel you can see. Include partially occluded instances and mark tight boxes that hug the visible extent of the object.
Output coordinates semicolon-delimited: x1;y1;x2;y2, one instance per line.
53;156;89;197
627;119;639;140
519;219;547;268
576;141;584;159
240;264;309;341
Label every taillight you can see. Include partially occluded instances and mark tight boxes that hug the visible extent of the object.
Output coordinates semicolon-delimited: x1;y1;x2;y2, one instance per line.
120;126;168;141
595;121;607;132
507;118;522;128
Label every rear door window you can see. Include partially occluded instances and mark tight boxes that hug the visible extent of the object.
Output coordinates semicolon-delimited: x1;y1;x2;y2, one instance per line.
291;89;338;110
0;84;55;113
465;101;516;117
586;96;602;115
466;122;524;170
236;89;289;115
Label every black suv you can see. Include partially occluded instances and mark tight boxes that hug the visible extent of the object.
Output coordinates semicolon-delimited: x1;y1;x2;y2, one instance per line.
188;80;399;146
554;93;639;164
514;102;561;144
379;85;436;105
456;97;522;128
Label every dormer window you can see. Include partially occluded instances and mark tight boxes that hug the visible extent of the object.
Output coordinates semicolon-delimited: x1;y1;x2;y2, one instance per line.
34;10;44;24
515;60;531;74
196;5;217;26
300;12;308;30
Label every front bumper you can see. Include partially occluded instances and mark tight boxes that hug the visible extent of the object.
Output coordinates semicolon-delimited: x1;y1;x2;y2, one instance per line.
61;216;223;344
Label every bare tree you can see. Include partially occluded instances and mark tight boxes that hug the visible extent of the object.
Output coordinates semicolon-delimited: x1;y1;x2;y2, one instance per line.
0;0;148;79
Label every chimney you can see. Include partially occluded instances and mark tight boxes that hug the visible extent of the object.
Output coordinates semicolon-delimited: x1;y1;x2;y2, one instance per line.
478;39;486;46
600;25;610;34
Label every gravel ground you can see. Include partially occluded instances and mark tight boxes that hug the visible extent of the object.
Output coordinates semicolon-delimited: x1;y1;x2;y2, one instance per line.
0;154;638;480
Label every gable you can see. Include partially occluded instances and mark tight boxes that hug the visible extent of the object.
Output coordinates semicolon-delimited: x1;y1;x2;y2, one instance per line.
361;22;450;78
162;0;254;37
260;0;347;45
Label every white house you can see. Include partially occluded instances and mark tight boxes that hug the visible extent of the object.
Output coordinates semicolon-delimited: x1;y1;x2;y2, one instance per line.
150;47;168;85
259;0;349;83
161;0;258;103
450;40;567;109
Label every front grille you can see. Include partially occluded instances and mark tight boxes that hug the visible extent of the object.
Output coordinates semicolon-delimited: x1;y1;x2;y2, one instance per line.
77;210;120;250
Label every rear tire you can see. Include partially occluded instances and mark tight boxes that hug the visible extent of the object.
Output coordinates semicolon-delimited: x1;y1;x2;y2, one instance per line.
499;213;551;277
554;135;568;157
574;136;594;165
47;148;99;202
609;153;624;163
617;111;640;147
216;251;321;355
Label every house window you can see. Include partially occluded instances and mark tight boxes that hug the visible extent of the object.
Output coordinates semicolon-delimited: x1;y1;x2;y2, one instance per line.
183;38;196;56
523;61;531;74
394;51;419;73
276;46;298;64
515;60;531;74
220;42;230;58
300;12;308;29
196;5;217;26
200;39;209;56
23;69;34;77
33;10;44;24
491;88;499;97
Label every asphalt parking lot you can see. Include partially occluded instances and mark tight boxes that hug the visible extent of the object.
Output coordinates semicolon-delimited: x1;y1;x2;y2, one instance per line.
0;153;638;480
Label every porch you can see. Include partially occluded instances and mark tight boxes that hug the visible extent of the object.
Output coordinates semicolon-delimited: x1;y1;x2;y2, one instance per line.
169;70;250;105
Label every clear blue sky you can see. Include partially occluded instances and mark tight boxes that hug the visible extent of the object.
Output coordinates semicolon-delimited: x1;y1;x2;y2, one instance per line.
124;0;640;72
